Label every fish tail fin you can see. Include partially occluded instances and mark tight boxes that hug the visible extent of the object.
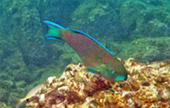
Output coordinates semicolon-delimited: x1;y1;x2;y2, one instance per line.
43;20;66;40
15;98;25;108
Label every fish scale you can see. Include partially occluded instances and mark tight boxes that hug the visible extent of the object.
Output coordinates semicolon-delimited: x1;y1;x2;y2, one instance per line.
44;20;128;81
60;30;112;69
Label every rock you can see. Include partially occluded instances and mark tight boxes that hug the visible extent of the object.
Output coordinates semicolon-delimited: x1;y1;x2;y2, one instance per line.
26;58;170;108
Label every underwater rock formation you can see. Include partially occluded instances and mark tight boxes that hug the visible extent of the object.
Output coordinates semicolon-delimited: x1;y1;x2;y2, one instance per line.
116;37;170;62
26;58;170;108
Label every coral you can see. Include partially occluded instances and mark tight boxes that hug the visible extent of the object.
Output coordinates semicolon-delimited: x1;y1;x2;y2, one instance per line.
26;58;170;108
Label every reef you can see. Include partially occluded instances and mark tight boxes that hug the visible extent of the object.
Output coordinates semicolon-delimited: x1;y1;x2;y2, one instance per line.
26;58;170;108
1;0;170;107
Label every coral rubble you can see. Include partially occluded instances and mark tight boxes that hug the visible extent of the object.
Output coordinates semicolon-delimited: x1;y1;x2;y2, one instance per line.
26;58;170;108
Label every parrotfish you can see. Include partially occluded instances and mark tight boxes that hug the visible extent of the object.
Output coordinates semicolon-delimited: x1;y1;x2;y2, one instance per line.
44;20;128;81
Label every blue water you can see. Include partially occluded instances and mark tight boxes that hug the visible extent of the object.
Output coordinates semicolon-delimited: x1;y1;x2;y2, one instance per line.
0;0;170;107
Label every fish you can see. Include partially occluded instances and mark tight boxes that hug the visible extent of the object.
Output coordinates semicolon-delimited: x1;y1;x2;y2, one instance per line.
16;84;43;108
44;20;128;81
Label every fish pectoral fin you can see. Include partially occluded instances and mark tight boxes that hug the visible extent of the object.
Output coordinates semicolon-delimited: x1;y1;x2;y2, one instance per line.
86;67;100;74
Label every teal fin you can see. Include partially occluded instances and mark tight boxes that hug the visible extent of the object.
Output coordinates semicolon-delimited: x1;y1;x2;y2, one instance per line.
44;20;65;40
86;67;100;74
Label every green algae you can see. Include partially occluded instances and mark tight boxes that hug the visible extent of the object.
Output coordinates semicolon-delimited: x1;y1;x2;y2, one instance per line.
119;0;170;39
110;37;170;62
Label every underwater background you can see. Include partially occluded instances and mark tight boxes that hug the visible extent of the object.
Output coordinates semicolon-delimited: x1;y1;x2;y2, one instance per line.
0;0;170;107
